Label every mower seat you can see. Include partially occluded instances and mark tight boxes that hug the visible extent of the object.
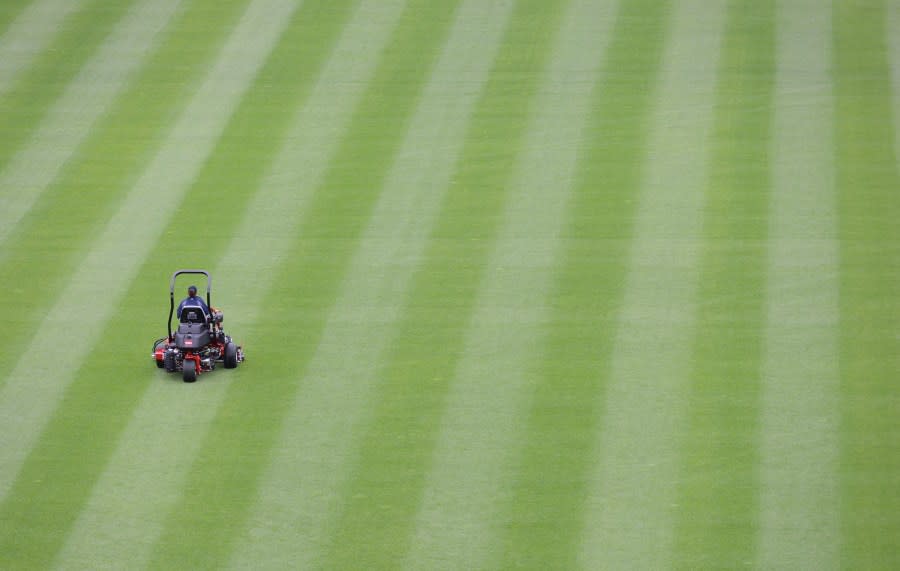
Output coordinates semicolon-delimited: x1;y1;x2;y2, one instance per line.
180;305;209;324
175;323;212;351
176;305;212;350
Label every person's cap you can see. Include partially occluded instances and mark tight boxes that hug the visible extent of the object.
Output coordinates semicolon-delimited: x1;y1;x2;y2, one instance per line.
188;285;197;294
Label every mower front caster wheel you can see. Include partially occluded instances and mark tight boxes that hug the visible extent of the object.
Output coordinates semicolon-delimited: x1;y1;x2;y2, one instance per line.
183;359;197;383
164;351;176;372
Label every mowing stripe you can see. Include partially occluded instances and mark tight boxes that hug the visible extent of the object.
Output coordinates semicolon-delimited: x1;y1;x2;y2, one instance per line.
144;2;464;568
834;1;900;567
401;1;616;569
758;2;839;567
0;0;178;247
0;1;31;34
579;1;722;567
0;0;293;561
0;0;254;391
0;0;135;178
225;2;511;569
892;1;900;161
673;0;776;566
52;2;374;568
496;1;671;568
0;0;84;96
0;0;296;513
319;1;570;568
217;0;405;308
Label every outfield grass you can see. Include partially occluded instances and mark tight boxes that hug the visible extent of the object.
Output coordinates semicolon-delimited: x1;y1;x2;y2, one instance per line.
0;0;898;569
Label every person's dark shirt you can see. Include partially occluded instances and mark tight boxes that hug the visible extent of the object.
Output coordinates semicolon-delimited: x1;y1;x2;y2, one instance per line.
177;295;209;320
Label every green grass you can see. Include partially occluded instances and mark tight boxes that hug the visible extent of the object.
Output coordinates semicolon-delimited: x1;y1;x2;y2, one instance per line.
0;0;898;569
499;0;671;567
835;1;900;566
0;0;36;38
323;1;567;567
674;0;775;566
0;0;250;386
147;1;462;568
0;0;133;172
0;1;255;566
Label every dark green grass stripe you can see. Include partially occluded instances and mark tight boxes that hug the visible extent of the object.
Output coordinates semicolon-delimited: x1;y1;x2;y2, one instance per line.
0;0;360;567
319;1;570;568
0;0;135;172
0;0;251;390
494;1;671;568
0;0;31;37
673;0;775;567
143;3;462;569
834;1;900;567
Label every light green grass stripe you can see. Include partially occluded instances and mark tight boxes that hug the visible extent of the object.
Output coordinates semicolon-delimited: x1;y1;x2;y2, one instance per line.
226;5;509;568
0;0;178;246
759;2;839;568
579;2;722;568
0;0;84;96
50;2;382;569
401;2;616;569
0;0;296;506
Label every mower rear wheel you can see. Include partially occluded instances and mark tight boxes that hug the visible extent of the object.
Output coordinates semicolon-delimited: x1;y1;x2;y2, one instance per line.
183;359;197;383
154;340;166;368
224;342;238;369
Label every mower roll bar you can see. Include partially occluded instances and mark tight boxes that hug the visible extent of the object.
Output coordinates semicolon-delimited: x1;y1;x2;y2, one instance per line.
168;269;212;340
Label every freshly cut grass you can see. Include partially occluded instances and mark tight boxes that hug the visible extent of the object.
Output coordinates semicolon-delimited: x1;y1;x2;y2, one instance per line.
144;1;461;568
0;0;32;33
759;1;839;567
893;2;900;161
579;1;722;567
835;1;900;567
0;0;149;238
674;1;776;567
53;2;360;568
0;0;247;386
499;1;671;567
0;0;291;565
0;0;249;500
227;2;513;568
320;1;569;568
404;0;614;568
0;0;84;96
0;1;897;569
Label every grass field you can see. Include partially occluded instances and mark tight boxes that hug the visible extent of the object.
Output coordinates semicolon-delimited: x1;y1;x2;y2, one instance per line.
0;0;898;568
